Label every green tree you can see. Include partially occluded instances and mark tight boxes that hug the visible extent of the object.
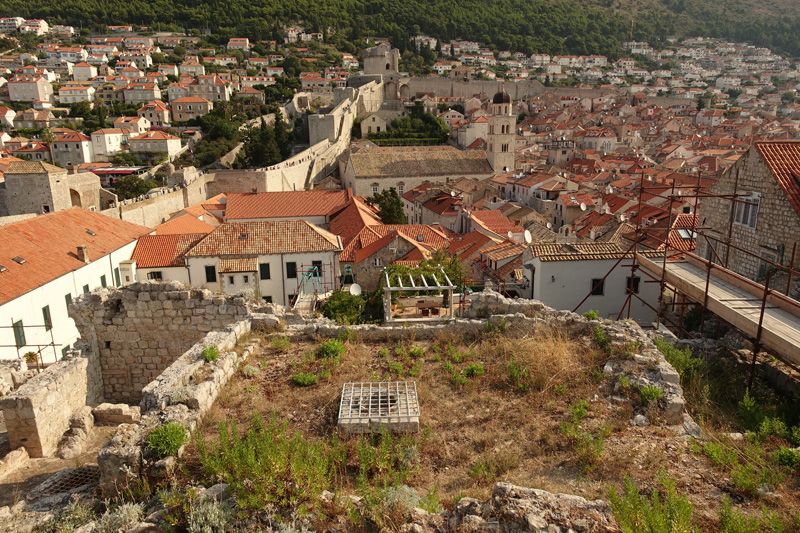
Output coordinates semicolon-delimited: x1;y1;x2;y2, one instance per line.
369;187;407;224
113;175;160;200
273;114;290;160
321;291;365;325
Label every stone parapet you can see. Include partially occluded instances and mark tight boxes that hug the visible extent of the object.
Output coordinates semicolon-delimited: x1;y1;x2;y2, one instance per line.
0;356;89;457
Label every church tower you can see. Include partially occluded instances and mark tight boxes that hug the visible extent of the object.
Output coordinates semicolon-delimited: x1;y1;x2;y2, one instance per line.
487;88;516;174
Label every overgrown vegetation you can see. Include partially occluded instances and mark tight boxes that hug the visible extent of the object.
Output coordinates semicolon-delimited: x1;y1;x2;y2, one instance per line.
607;475;694;533
146;422;189;459
202;344;221;363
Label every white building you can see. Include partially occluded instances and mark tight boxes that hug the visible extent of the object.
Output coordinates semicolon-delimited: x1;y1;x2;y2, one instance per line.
522;243;660;324
184;220;342;306
0;208;150;362
91;128;128;161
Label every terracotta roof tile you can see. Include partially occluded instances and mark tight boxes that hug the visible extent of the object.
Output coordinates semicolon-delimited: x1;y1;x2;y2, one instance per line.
5;161;65;174
184;220;341;256
131;233;205;268
219;257;257;273
754;141;800;216
224;190;352;220
155;214;215;235
0;208;151;305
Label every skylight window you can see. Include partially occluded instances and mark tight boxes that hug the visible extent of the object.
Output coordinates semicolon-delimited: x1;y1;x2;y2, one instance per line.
12;257;25;264
676;229;696;240
86;229;96;236
239;233;248;239
0;265;6;272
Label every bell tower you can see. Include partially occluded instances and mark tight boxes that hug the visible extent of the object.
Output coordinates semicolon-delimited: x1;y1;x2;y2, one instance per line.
487;87;516;174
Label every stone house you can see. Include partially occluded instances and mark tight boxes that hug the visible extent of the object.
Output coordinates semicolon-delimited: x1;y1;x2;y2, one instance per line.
7;75;53;102
137;100;171;127
72;62;98;82
171;97;213;122
188;75;231;102
123;83;162;105
90;129;128;161
58;85;95;104
128;131;181;161
0;161;112;217
51;132;95;169
114;115;151;136
696;141;800;282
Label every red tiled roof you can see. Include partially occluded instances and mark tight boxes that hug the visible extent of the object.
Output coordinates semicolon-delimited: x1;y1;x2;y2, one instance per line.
155;214;215;235
341;224;449;262
0;208;151;305
328;197;382;245
470;209;516;235
131;233;205;268
224;190;352;220
184;220;341;256
754;141;800;216
219;258;257;273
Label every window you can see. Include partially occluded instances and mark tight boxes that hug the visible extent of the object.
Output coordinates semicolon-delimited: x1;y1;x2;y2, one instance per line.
114;267;120;286
259;263;271;280
243;275;249;284
42;204;50;213
262;295;273;303
100;274;107;288
42;306;52;331
372;186;378;194
626;276;640;294
287;262;297;278
205;265;217;283
13;320;25;348
147;271;163;280
228;275;235;284
374;257;383;267
65;293;72;311
733;192;760;229
312;260;323;277
590;278;604;296
83;284;89;294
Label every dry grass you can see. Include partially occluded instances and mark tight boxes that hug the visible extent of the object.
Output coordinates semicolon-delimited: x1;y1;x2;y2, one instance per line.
184;326;798;529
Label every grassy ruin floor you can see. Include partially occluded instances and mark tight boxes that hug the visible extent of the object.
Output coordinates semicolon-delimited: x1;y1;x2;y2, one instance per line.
181;325;800;530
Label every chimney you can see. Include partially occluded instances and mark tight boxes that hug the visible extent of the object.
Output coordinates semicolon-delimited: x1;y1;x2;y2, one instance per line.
77;245;90;263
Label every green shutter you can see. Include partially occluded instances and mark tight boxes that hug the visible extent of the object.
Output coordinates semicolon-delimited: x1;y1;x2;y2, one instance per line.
42;305;51;331
114;267;121;287
101;275;107;288
259;263;270;280
13;320;25;348
82;284;89;294
65;293;72;311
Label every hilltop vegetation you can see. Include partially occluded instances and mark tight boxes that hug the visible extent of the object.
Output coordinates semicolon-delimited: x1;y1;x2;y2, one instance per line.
3;0;800;58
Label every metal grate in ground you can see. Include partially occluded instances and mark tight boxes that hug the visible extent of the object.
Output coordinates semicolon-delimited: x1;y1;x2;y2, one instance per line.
338;381;420;433
27;465;99;501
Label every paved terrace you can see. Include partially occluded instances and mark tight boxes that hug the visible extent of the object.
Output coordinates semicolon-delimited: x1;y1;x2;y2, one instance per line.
637;252;800;367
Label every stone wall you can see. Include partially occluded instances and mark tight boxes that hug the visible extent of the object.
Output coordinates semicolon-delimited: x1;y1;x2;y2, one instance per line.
70;281;251;404
696;144;800;282
97;317;263;494
0;356;94;457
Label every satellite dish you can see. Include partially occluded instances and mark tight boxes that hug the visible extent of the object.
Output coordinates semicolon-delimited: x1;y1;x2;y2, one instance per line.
604;205;611;214
450;190;456;196
606;185;614;194
619;214;626;222
579;202;587;211
546;222;553;229
349;283;362;296
507;230;514;240
677;190;683;196
523;229;532;244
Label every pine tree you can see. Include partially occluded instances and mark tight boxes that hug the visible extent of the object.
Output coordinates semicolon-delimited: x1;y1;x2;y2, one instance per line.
273;114;290;160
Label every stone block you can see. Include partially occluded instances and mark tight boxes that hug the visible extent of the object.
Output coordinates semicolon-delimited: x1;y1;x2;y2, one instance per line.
93;403;141;425
0;447;29;481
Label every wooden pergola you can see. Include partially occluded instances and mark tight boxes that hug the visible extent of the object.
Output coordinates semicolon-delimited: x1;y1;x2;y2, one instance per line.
383;266;456;323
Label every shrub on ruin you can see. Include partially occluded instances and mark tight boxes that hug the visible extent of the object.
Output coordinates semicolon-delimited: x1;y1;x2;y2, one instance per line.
292;372;317;387
202;344;221;362
583;309;600;320
607;475;693;533
95;503;144;533
317;339;345;360
241;364;261;378
147;422;189;458
271;335;291;352
640;386;663;406
187;499;234;533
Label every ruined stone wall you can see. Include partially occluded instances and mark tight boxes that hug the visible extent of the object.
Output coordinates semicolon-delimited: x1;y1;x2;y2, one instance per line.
0;356;95;457
70;281;250;404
